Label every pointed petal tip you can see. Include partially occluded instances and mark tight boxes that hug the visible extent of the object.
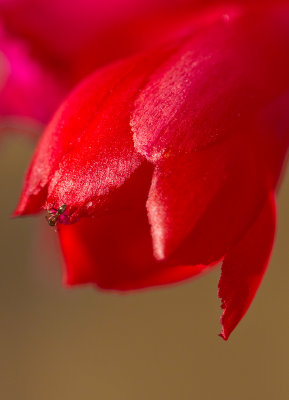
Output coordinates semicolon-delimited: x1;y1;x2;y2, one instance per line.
217;194;276;340
10;209;29;219
10;209;20;218
63;278;82;288
218;332;229;341
12;202;27;217
63;269;92;287
13;183;48;218
219;310;231;341
12;204;42;218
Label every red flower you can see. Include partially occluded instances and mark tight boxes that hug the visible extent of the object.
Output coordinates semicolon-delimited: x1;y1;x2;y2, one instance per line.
16;2;289;339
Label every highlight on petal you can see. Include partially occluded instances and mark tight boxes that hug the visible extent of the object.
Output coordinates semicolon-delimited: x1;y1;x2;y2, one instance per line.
58;163;217;291
15;3;289;221
130;3;289;262
218;193;276;340
13;1;289;340
146;143;228;260
131;5;289;162
14;43;178;220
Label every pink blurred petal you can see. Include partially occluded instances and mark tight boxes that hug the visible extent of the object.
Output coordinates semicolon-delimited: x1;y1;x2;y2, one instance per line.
0;23;63;122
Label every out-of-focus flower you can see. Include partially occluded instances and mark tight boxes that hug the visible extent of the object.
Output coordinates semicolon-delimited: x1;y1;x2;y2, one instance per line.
0;0;218;123
1;0;273;123
15;2;289;339
0;23;63;128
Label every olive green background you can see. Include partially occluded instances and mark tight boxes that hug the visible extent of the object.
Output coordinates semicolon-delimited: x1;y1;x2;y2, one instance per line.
0;134;288;400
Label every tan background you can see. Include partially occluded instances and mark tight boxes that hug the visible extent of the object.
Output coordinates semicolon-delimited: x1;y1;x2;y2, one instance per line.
0;134;288;400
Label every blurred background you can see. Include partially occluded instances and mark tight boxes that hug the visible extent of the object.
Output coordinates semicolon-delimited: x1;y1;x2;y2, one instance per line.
0;133;288;400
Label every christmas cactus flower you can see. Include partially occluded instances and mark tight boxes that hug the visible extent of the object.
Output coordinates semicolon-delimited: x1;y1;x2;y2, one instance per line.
15;2;289;339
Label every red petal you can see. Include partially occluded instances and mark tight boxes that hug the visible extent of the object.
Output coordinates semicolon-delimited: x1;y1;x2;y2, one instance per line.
14;61;135;215
58;207;215;291
147;116;276;261
147;142;228;260
133;5;289;260
218;193;276;340
257;91;289;188
131;5;289;161
16;4;289;221
14;45;175;220
57;162;217;290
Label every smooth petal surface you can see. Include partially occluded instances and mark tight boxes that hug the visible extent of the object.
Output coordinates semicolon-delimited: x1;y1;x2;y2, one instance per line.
146;106;286;260
147;143;228;260
149;124;273;263
218;193;276;340
58;163;216;291
59;204;215;291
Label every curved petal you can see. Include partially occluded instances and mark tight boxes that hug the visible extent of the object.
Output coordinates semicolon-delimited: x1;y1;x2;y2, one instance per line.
218;193;276;340
147;115;279;261
131;5;289;162
56;161;217;290
16;3;289;221
58;204;216;291
14;44;177;220
131;4;289;259
147;133;240;260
